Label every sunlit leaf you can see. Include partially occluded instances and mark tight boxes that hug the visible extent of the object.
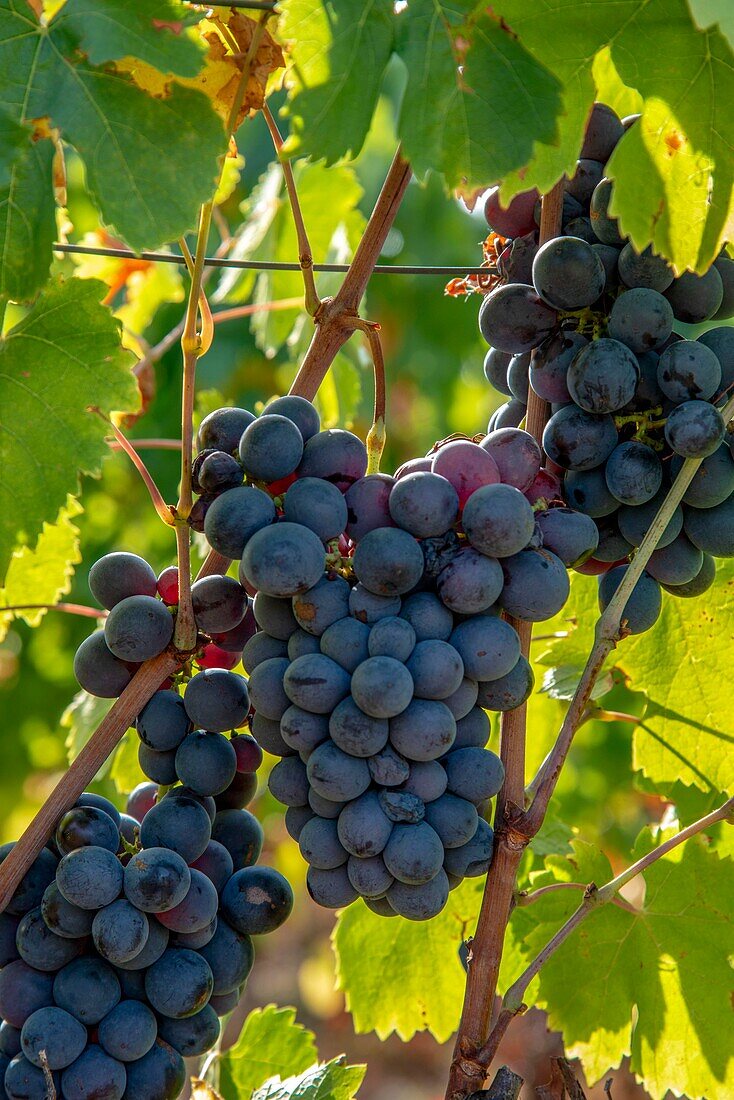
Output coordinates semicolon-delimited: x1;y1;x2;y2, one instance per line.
333;880;482;1041
252;1057;366;1100
50;0;206;75
0;277;139;582
0;497;83;642
495;0;734;270
219;1005;318;1098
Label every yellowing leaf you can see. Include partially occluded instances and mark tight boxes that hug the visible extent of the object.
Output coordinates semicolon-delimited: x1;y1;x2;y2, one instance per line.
0;497;83;642
116;11;284;127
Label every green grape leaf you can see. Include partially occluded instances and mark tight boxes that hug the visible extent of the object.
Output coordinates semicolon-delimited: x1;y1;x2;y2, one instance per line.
333;880;482;1041
522;832;734;1099
0;496;83;642
540;663;615;702
495;0;734;271
0;0;226;275
0;276;139;583
687;0;734;50
620;558;734;794
51;0;206;75
110;728;141;793
30;65;225;252
279;0;395;164
218;1005;318;1099
214;160;365;355
591;48;643;120
396;2;563;195
62;690;114;771
252;1057;366;1100
538;565;734;795
0;113;56;304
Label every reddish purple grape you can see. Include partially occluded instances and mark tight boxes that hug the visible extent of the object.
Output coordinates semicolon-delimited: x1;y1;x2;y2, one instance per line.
430;441;500;507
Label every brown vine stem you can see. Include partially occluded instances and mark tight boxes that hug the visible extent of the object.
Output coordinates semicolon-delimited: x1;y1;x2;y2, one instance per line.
445;390;734;1095
289;148;411;401
0;651;180;913
0;544;237;913
445;180;565;1100
479;793;734;1061
261;103;320;317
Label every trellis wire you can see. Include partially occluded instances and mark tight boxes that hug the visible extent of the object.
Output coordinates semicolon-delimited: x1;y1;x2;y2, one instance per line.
184;1;279;10
53;243;492;277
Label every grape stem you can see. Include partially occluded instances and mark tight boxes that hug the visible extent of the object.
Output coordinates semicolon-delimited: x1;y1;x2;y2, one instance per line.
447;385;734;1098
173;10;273;653
289;147;412;400
479;793;734;1065
262;103;321;317
445;178;565;1100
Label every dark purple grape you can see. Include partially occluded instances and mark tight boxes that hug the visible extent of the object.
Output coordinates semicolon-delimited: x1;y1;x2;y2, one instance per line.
532;235;605;309
238;414;304;482
665;267;724;323
479;283;557;354
581;103;624;161
297;429;368;490
198;407;255;454
89;552;157;610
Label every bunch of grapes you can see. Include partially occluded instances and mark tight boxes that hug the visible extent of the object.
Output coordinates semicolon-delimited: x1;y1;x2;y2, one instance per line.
0;784;290;1100
156;394;596;922
479;102;734;634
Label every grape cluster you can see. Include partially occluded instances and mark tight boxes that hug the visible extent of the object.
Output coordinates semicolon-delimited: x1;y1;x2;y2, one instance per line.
0;787;290;1100
479;101;734;634
178;396;585;921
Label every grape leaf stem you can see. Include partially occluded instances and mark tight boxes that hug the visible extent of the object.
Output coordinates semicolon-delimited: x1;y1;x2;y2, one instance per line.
262;103;320;317
0;603;104;619
90;410;174;527
354;319;387;474
479;793;734;1064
